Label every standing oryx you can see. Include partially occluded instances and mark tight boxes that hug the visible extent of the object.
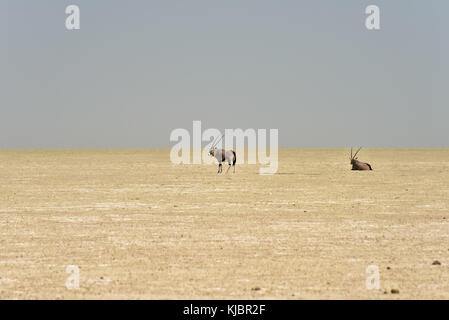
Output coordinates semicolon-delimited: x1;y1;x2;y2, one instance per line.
350;147;373;170
208;135;236;174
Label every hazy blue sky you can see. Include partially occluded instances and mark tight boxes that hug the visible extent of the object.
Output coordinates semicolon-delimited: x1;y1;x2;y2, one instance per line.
1;1;448;148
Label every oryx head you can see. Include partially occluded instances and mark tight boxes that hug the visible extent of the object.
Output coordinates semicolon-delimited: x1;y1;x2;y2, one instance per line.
350;147;362;165
208;147;216;156
208;134;223;157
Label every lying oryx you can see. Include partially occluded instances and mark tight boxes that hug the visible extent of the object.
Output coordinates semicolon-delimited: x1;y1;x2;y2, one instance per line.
208;135;236;173
350;147;373;170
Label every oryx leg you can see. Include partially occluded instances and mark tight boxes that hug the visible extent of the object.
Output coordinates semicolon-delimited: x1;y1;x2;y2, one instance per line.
218;163;222;173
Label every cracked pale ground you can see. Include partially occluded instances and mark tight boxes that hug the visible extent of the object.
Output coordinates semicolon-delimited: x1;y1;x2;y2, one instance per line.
0;149;448;299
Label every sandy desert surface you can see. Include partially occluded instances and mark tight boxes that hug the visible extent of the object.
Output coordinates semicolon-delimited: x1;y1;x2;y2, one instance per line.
0;148;448;299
